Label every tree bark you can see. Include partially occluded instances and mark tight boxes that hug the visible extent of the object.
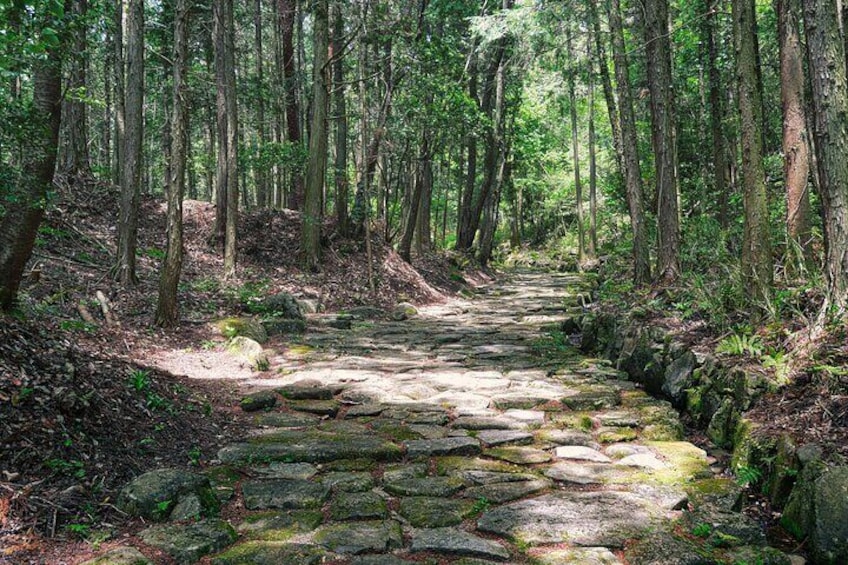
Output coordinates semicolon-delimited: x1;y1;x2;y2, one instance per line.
155;0;191;327
778;0;812;270
609;0;651;284
113;0;125;187
735;0;773;308
588;0;623;177
588;56;598;258
113;0;143;285
643;0;681;282
456;49;478;250
254;0;269;208
64;0;91;176
332;2;349;235
222;0;238;277
0;44;64;310
802;0;848;314
567;31;585;264
399;132;430;263
303;0;329;271
279;0;303;210
705;0;729;228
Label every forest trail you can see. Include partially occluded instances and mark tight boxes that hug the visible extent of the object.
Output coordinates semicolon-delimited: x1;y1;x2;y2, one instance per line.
106;271;777;564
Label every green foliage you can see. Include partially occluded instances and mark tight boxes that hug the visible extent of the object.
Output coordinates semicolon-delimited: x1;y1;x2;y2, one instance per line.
188;446;202;466
734;465;763;487
691;522;712;538
716;333;764;357
470;497;491;515
59;319;97;333
45;458;86;479
129;369;151;392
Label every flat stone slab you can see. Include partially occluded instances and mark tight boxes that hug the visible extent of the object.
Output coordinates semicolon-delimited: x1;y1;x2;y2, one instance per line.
451;416;521;430
320;471;374;492
501;409;546;425
383;476;464;497
544;462;632;485
597;411;640;427
242;479;330;510
241;391;279;412
562;390;620;410
410;528;510;561
285;399;340;417
253;462;318;480
554;446;612;463
236;510;323;538
254;412;322;427
278;382;335;400
477;491;666;546
139;519;236;564
344;404;385;418
398;497;472;527
404;437;481;458
463;478;552;504
530;546;623;564
486;446;552;464
490;394;554;410
453;470;540;485
538;429;597;447
218;431;402;464
605;444;653;459
477;430;534;447
210;541;327;565
315;520;403;554
330;492;388;520
78;547;152;565
617;453;668;469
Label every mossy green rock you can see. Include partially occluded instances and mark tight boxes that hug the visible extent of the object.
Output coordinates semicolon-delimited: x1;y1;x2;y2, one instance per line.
398;497;472;527
77;547;152;565
218;430;402;464
242;479;330;510
237;510;323;540
117;468;218;522
784;464;848;564
216;317;268;343
314;520;403;554
139;519;236;564
210;541;326;565
329;492;388;520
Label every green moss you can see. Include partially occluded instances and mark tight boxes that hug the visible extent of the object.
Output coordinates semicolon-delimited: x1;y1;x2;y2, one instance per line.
435;456;524;476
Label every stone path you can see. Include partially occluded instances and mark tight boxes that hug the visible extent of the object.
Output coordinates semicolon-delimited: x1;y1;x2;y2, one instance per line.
95;271;786;565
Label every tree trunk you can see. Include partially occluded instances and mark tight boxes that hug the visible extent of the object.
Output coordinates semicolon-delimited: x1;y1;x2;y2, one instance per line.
254;0;269;208
588;56;598;258
456;49;478;251
567;31;585;264
279;0;303;210
222;0;238;277
588;0;623;177
399;132;429;263
415;135;433;255
0;47;64;310
155;0;191;327
113;0;125;187
705;0;729;228
610;0;651;284
643;0;681;282
64;0;91;176
778;0;812;271
735;0;773;308
113;0;143;285
332;2;349;235
303;0;329;271
803;0;848;314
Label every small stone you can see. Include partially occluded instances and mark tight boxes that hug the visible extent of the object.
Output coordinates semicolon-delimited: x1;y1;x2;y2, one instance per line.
254;462;318;480
320;471;374;492
538;429;597;447
345;404;385;418
501;409;546;425
462;479;552;504
452;416;520;430
383;463;428;482
562;390;620;410
237;510;323;539
554;446;612;463
392;302;419;321
330;492;388;520
254;412;321;427
240;391;278;412
617;453;668;470
210;541;326;565
169;493;203;521
410;528;509;561
242;480;330;510
285;399;339;417
139;519;236;564
605;444;652;459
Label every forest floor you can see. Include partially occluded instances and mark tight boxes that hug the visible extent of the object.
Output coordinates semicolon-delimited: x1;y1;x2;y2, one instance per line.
0;177;489;563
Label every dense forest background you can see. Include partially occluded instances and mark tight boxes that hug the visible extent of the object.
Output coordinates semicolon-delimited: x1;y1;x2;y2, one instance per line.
2;0;848;334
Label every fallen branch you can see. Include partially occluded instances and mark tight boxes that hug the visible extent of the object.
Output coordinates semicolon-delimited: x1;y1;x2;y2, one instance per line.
95;290;119;327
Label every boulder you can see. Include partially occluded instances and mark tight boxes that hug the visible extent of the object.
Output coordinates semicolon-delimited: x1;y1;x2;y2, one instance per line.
783;463;848;564
662;349;696;407
215;317;268;344
391;302;418;321
117;468;218;522
261;318;307;335
226;336;268;367
138;519;236;564
250;292;305;320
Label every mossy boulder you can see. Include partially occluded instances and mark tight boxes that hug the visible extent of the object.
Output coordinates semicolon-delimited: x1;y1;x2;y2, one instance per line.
117;468;219;522
391;302;418;321
78;547;152;565
226;336;268;367
139;519;236;564
249;293;305;320
216;317;268;343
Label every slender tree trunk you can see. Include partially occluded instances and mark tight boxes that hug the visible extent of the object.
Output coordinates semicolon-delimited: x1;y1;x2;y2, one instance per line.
567;31;585;264
332;2;349;235
415;134;433;255
399;132;429;263
610;0;651;283
0;47;64;310
113;0;125;186
222;0;238;277
705;0;729;228
113;0;143;285
588;0;623;177
457;49;478;250
64;0;91;176
588;56;598;258
214;0;228;250
155;0;191;327
778;0;812;270
643;0;681;282
303;0;329;271
279;0;303;210
254;0;269;208
735;0;773;308
803;0;848;315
